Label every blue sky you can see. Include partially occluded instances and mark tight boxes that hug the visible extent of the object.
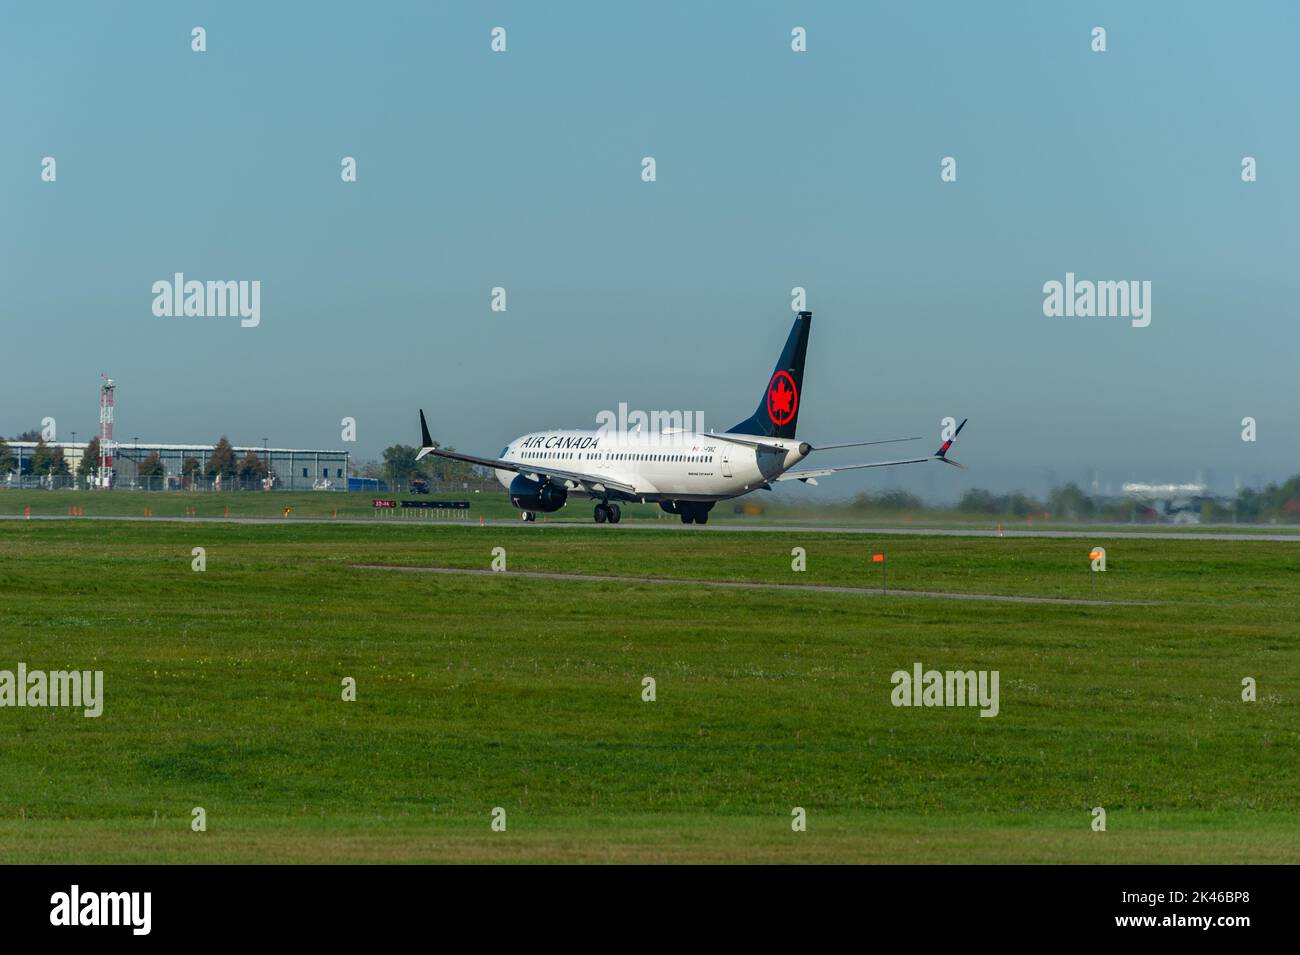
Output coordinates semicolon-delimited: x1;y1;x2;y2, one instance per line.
2;2;1296;499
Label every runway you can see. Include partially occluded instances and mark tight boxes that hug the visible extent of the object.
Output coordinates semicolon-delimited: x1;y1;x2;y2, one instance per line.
348;563;1152;606
4;512;1300;542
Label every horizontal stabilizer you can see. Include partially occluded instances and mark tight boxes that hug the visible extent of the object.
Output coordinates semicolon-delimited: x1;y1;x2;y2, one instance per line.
809;436;922;451
777;419;969;483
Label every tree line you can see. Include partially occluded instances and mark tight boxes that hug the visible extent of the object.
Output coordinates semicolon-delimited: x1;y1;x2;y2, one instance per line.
2;425;470;490
0;431;71;477
354;442;488;489
0;432;269;485
848;480;1300;523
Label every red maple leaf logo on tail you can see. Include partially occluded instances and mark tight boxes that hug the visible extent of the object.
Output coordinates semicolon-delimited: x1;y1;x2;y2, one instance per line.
766;371;798;425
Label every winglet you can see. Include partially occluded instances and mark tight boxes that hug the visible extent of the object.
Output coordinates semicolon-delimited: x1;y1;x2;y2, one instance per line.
933;418;967;468
417;409;435;460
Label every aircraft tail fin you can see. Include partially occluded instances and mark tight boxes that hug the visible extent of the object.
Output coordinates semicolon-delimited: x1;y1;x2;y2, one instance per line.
727;311;811;439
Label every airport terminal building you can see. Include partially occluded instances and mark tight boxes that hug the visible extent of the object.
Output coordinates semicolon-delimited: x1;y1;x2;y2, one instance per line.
4;441;350;491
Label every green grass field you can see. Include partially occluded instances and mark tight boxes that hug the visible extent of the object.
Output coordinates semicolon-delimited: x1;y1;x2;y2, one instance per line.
0;518;1295;863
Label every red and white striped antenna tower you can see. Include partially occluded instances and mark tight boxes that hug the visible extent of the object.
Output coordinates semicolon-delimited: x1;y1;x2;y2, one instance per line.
98;373;115;488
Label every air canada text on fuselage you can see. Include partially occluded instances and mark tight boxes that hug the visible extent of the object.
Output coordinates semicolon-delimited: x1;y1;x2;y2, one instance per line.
519;435;602;450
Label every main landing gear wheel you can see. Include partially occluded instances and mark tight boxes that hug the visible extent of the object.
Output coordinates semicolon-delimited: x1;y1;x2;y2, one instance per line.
679;504;708;525
521;511;536;522
594;503;608;523
595;503;621;524
608;504;621;524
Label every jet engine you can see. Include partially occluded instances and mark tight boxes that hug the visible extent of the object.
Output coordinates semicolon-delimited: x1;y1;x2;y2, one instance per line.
509;474;568;512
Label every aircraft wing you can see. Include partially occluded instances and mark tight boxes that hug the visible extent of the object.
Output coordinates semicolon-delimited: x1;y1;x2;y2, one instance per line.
416;410;637;496
777;418;968;485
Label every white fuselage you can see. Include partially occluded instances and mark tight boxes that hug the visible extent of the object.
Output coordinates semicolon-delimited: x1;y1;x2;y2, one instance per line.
494;429;810;503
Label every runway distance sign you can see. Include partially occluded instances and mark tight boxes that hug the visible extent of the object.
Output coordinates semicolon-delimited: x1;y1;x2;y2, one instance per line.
372;499;398;509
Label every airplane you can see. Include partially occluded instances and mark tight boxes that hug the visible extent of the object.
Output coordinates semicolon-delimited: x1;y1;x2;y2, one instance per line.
417;310;967;524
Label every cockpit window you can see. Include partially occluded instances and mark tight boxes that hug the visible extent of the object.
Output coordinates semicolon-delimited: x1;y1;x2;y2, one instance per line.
500;446;510;458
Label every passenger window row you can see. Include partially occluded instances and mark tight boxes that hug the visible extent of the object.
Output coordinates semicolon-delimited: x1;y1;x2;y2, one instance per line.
519;450;713;463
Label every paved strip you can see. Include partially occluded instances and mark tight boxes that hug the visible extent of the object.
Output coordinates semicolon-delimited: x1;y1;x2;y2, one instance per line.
347;563;1150;606
4;513;1300;542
